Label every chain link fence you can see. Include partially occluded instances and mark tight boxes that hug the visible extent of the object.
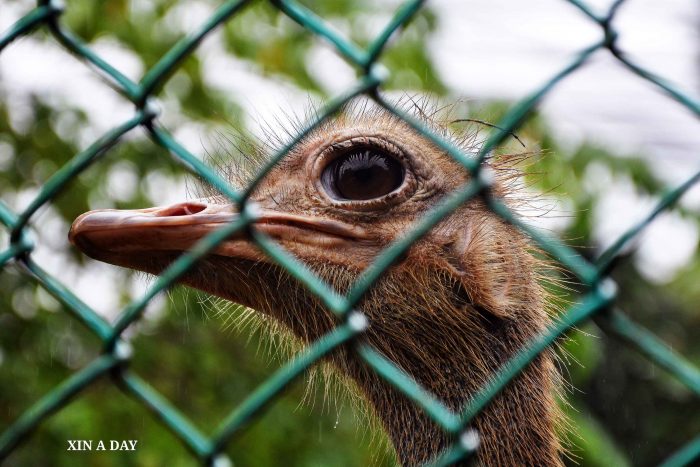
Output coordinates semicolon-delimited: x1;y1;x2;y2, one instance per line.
1;0;699;465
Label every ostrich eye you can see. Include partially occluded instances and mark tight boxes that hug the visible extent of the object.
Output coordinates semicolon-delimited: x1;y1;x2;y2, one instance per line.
321;148;404;201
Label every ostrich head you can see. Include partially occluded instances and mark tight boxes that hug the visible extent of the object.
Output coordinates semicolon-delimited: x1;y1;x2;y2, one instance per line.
69;102;563;466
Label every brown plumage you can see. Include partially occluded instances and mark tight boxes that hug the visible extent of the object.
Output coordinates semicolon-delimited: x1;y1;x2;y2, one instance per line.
69;99;564;466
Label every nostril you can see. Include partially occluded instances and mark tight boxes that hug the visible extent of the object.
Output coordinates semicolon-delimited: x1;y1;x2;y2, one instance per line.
156;202;207;217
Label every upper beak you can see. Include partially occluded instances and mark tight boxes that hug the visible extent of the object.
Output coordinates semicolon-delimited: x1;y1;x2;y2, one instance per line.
69;201;239;260
69;200;369;270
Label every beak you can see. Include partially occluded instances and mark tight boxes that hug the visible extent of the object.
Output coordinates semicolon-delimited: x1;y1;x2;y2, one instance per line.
69;200;369;272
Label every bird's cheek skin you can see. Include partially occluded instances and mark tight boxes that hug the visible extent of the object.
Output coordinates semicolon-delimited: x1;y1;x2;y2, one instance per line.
268;237;380;272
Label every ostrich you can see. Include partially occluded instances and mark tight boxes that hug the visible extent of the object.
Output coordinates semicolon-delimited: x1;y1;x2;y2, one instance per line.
69;102;563;466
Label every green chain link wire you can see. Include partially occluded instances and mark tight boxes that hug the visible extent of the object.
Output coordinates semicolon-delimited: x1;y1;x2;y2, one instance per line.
1;0;699;465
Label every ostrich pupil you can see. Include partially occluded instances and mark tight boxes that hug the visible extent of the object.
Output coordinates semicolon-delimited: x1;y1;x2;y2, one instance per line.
324;149;404;200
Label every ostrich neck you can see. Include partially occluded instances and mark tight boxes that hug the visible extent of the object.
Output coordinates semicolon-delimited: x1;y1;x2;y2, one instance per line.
293;298;561;466
343;312;563;467
203;260;563;467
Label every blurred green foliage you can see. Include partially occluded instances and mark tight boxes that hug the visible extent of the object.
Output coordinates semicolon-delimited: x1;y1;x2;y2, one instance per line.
1;1;698;466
